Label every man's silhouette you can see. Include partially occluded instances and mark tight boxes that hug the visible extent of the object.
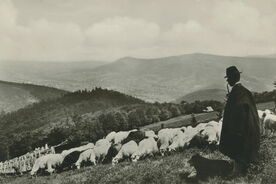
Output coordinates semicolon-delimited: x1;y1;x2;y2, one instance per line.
219;66;260;174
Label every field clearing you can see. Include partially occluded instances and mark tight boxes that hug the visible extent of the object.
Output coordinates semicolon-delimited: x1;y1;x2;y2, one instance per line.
257;101;275;111
1;136;275;184
141;112;218;132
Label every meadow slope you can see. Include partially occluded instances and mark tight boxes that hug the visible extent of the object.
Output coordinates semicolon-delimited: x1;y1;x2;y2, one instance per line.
1;136;275;184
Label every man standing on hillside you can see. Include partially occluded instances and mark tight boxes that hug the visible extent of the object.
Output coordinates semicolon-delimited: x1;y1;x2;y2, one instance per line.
219;66;260;175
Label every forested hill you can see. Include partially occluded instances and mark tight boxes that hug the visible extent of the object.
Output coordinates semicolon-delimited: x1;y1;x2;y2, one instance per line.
0;87;224;160
0;80;68;112
0;88;145;136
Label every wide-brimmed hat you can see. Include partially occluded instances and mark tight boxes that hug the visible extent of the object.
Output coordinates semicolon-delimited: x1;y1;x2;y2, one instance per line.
224;66;242;78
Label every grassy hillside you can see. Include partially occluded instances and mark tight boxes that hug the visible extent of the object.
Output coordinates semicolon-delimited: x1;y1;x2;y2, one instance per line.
1;136;274;184
0;80;67;112
141;112;218;132
257;101;275;111
176;88;276;104
175;89;227;103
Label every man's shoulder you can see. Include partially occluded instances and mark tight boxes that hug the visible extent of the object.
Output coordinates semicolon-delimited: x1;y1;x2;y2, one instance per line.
239;84;251;94
231;84;252;97
234;83;249;91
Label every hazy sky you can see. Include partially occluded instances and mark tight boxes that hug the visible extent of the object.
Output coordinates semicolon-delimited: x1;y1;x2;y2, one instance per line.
1;0;276;62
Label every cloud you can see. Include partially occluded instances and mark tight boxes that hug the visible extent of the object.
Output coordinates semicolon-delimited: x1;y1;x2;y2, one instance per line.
0;0;86;61
0;0;275;61
0;0;17;29
85;16;160;49
163;20;205;43
212;1;276;43
0;0;161;61
159;0;276;57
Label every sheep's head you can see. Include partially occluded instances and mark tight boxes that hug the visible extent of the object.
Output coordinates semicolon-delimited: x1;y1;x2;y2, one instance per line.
168;146;176;152
30;170;35;176
188;153;201;166
262;112;267;119
112;157;119;165
113;143;122;151
76;165;81;169
131;153;140;162
159;147;168;156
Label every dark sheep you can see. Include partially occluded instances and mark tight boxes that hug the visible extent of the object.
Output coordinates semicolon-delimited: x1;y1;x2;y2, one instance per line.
102;145;119;164
57;151;83;172
121;130;146;145
188;134;209;149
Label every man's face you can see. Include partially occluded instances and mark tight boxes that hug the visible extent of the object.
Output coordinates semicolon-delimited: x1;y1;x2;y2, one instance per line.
226;77;236;87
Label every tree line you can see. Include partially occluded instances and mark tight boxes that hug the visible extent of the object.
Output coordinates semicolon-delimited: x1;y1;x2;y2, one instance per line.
253;90;276;104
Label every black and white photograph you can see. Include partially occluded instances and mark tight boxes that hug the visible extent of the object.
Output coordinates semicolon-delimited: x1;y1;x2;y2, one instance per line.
0;0;276;183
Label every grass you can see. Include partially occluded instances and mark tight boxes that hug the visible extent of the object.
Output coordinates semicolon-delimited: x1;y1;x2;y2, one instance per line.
141;112;218;132
256;101;275;111
1;136;275;184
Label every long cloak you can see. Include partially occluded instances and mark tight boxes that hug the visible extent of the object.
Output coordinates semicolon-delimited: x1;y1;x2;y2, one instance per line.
219;84;260;164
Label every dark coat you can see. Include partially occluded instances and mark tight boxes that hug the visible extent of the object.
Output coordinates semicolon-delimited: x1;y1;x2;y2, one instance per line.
219;84;260;164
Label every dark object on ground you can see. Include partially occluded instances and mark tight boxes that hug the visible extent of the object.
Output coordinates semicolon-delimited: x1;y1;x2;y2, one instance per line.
188;153;233;180
102;145;118;164
191;114;197;128
121;130;146;145
57;151;83;172
189;134;210;149
179;172;199;184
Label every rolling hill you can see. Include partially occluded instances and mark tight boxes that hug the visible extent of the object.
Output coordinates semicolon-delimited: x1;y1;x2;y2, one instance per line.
0;60;107;90
174;88;227;103
1;53;275;102
0;88;145;135
76;53;276;102
0;80;67;112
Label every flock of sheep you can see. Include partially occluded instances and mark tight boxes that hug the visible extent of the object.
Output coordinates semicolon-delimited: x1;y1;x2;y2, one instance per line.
0;108;275;177
0;145;55;175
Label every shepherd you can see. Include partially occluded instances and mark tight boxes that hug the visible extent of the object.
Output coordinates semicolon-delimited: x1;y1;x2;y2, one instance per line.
219;66;260;175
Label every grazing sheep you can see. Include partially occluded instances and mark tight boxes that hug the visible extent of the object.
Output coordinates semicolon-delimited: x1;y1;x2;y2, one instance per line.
75;149;96;169
30;154;64;176
131;137;159;162
263;113;276;136
112;141;138;165
94;140;111;163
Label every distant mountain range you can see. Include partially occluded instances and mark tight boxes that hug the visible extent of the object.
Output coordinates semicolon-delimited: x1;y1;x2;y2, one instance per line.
0;60;107;89
175;88;227;103
0;80;67;112
1;53;276;103
247;54;276;58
